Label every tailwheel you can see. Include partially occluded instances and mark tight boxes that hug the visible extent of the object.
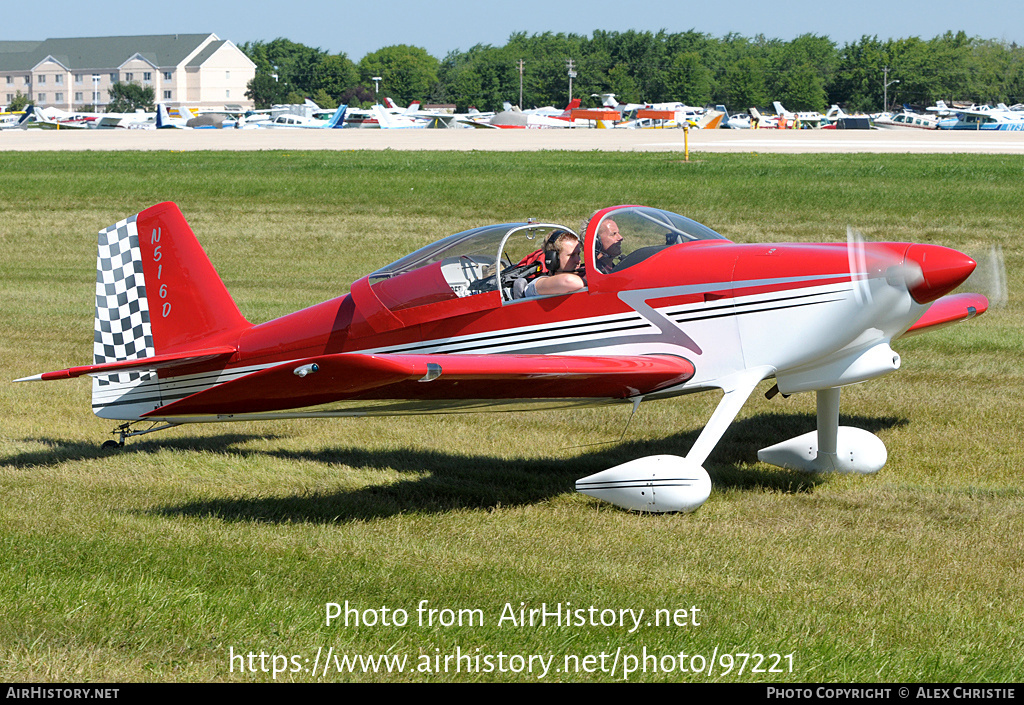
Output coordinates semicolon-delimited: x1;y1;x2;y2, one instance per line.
104;420;180;448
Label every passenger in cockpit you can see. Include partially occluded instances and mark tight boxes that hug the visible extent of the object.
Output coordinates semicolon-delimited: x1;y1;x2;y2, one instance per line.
516;231;585;298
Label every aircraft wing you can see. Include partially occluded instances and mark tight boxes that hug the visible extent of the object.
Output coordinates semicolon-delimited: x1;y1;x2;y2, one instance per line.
900;293;988;337
145;353;696;417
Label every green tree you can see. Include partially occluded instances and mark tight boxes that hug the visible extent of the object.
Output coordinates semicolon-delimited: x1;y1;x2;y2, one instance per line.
720;57;768;110
505;31;589;108
606;63;641;104
241;38;327;93
241;38;345;107
7;91;30;111
245;72;288;109
435;44;515;112
107;82;155;112
307;54;359;103
886;33;971;107
666;52;712;105
765;34;836;112
834;36;889;113
310;89;337;109
359;45;439;104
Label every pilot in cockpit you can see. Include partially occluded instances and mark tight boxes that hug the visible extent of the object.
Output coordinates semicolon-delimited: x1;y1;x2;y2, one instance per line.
514;230;585;298
593;218;623;273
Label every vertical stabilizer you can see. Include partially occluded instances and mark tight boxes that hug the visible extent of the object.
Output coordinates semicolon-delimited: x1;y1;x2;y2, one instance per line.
91;202;249;419
323;104;347;128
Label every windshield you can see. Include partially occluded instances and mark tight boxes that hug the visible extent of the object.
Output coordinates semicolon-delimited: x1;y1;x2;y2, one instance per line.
367;224;518;310
590;206;728;273
370;224;517;281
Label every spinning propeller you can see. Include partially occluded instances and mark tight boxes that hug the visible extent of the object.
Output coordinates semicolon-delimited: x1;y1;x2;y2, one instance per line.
962;243;1008;309
846;226;981;306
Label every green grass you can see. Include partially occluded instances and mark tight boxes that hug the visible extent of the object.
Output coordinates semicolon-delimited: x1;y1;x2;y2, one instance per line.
1;151;1022;682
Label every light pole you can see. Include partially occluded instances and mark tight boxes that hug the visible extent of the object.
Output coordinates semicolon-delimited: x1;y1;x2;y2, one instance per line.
883;67;900;113
518;60;524;109
372;76;382;104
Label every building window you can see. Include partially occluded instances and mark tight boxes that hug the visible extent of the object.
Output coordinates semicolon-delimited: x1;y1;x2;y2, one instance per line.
143;72;151;81
110;73;117;82
6;76;12;85
226;90;230;99
25;76;30;85
38;93;46;103
75;74;83;83
38;75;46;84
163;90;172;99
55;92;63;102
55;75;63;84
124;73;133;82
164;72;171;80
226;71;230;79
75;92;83;102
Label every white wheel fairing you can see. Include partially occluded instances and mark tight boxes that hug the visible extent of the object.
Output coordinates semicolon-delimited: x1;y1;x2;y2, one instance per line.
576;455;711;513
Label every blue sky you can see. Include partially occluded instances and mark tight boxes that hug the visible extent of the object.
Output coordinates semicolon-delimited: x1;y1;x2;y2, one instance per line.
5;1;1019;61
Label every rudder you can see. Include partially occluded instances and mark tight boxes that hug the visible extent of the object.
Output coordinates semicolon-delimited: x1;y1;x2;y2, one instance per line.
92;202;249;419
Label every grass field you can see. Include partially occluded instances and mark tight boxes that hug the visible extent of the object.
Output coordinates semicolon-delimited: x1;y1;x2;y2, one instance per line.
0;150;1021;682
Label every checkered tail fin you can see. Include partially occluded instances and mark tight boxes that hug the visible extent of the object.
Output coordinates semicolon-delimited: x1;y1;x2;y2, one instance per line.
91;202;249;419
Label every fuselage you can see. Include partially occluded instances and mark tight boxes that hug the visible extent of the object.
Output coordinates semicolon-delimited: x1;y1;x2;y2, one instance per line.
137;240;947;421
75;204;975;423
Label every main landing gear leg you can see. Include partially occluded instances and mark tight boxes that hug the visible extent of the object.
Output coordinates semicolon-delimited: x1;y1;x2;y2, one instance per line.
575;366;774;514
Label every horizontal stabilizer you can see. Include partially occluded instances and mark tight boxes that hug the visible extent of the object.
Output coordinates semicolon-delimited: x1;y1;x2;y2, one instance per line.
15;347;237;382
901;293;988;337
146;353;695;417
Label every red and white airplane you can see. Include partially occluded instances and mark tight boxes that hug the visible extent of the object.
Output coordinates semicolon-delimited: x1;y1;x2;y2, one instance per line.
17;203;987;513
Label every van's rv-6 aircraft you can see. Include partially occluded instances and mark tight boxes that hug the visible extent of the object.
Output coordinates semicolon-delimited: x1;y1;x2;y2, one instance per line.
17;203;988;513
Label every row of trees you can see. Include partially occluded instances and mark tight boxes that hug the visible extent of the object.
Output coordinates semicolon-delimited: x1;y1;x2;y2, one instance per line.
242;31;1024;114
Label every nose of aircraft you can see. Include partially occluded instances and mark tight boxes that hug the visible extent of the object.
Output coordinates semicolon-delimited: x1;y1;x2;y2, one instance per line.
903;244;977;304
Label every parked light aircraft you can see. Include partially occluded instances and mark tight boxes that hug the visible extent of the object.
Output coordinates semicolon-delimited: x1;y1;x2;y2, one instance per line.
371;104;426;129
715;106;750;129
17;105;96;129
19;104;156;129
255;103;348;129
599;94;704;120
873;109;940;130
155;104;196;129
0;108;32;129
772;102;825;128
342;99;427;128
17;203;988;513
489;100;584;128
937;103;1024;131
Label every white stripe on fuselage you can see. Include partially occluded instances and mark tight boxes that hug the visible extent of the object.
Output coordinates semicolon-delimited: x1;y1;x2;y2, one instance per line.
362;274;850;357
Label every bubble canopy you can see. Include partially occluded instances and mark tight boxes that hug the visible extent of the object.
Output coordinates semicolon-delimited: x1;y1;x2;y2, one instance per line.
365;206;729;310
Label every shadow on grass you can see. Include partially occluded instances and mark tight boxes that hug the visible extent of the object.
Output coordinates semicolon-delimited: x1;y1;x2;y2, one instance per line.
6;412;906;523
1;433;285;468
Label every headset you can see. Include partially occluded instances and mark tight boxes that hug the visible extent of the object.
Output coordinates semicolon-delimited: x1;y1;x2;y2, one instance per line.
543;230;577;273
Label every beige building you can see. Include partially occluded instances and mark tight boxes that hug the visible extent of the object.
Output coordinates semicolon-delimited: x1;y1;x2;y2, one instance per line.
0;34;256;111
